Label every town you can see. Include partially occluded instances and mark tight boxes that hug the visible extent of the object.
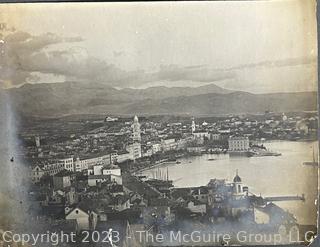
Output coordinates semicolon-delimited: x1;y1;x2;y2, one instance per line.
16;111;317;246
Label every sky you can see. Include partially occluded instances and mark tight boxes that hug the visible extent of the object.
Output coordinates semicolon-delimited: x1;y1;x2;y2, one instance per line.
0;0;317;93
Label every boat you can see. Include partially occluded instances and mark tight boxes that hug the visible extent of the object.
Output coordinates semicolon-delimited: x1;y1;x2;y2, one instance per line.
252;151;282;157
176;161;181;164
208;158;216;161
249;146;281;157
167;157;177;162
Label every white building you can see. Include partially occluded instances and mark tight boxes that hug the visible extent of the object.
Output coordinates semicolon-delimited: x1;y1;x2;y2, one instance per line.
211;133;221;141
31;162;65;183
161;138;177;152
88;164;122;187
116;150;133;163
58;158;74;172
127;142;141;160
228;136;249;152
151;143;162;154
74;154;111;172
35;136;41;148
191;118;196;133
132;115;141;142
232;171;248;199
65;207;98;231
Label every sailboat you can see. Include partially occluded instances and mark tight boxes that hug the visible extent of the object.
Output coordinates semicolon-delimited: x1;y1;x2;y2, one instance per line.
303;146;318;167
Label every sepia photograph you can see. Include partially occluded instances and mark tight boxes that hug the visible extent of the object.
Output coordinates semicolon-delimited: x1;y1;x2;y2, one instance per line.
0;1;318;246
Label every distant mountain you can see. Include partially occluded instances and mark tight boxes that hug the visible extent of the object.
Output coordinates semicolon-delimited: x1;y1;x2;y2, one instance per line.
7;82;317;117
123;91;317;115
120;83;232;99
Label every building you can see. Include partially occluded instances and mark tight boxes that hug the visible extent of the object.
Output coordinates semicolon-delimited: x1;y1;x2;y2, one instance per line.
116;150;133;163
132;115;141;142
58;158;74;172
161;138;177;152
105;116;118;122
191;118;196;133
211;133;221;141
232;171;246;199
187;199;207;214
53;170;73;190
74;154;111;172
228;136;249;152
65;206;98;231
129;115;142;161
193;131;210;144
88;164;122;187
151;143;162;154
31;161;66;183
31;165;45;183
127;142;141;160
35;136;41;148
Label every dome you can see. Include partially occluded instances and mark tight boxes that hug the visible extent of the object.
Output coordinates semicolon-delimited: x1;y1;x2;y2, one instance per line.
233;174;242;183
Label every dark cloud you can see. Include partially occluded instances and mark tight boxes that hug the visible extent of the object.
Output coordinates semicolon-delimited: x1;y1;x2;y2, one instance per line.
0;30;316;89
0;31;84;87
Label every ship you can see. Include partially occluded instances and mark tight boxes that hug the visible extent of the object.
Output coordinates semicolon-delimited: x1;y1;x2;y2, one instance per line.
248;144;281;157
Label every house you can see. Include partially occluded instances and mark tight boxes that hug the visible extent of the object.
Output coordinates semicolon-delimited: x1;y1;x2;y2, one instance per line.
65;187;78;205
74;154;111;172
109;184;125;196
53;170;74;190
31;165;45;183
161;138;177;152
45;190;65;206
191;187;209;204
151;143;162;154
211;133;221;141
193;131;210;144
186;199;207;214
142;204;175;226
65;206;98;231
116;150;133;163
109;174;123;185
111;195;131;212
88;164;122;187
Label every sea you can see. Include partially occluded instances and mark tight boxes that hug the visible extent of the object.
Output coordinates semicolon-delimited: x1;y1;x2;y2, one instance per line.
142;141;318;226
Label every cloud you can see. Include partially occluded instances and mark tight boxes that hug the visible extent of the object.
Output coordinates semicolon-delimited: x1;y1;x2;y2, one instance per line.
226;56;316;71
0;30;316;91
0;31;84;87
156;64;236;83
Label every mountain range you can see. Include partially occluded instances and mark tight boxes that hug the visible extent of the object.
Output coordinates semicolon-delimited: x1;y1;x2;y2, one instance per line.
6;81;317;117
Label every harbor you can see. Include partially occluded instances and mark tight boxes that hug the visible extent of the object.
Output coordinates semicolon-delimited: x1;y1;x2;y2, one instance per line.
142;141;318;226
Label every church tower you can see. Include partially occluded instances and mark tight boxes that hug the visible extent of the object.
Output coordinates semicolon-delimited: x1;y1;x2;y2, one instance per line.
191;117;196;134
132;115;141;142
233;170;244;199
